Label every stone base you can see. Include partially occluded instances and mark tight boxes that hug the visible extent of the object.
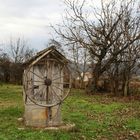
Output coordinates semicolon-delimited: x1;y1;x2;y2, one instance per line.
17;119;75;131
24;104;61;127
44;123;75;131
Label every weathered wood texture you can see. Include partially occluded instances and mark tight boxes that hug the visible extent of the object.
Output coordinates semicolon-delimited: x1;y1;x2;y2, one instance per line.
23;47;69;127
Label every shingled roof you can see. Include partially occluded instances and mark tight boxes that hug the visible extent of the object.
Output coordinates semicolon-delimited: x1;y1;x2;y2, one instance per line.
23;46;69;67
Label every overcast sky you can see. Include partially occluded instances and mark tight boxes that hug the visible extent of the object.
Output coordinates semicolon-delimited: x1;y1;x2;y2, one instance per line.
0;0;66;51
0;0;101;51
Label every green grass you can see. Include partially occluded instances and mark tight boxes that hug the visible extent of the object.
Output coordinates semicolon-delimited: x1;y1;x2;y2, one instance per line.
0;85;140;140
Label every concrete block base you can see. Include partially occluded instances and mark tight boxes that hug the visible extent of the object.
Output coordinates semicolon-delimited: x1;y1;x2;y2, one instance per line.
24;104;62;127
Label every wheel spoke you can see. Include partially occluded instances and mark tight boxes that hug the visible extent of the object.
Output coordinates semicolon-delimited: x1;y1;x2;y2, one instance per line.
52;82;70;85
29;70;44;80
34;80;44;83
52;84;64;92
46;86;49;103
52;75;65;81
41;86;46;98
33;84;45;87
27;80;44;83
26;84;45;91
34;86;45;97
50;86;62;101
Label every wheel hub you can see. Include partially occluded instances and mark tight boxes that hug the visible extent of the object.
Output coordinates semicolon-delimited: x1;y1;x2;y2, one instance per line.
44;77;52;86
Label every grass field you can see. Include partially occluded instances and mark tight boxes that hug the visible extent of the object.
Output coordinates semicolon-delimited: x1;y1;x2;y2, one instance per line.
0;84;140;140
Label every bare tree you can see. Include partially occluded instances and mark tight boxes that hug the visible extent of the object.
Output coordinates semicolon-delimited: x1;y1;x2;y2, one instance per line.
68;44;91;88
121;43;140;96
53;0;140;94
7;37;36;84
0;38;36;84
106;42;140;96
47;39;91;89
9;37;36;63
0;53;10;83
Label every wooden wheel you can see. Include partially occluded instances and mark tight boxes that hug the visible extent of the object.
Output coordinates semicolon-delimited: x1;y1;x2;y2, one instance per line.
23;59;71;107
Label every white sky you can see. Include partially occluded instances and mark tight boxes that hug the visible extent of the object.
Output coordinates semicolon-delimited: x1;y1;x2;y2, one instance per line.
0;0;65;50
0;0;101;51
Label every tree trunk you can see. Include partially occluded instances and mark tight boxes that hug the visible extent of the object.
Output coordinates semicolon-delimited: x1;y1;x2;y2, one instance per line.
123;80;129;96
122;68;130;96
86;69;100;94
114;79;119;96
92;74;99;92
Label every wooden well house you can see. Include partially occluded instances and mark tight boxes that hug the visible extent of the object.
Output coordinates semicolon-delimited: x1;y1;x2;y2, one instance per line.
23;46;71;127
